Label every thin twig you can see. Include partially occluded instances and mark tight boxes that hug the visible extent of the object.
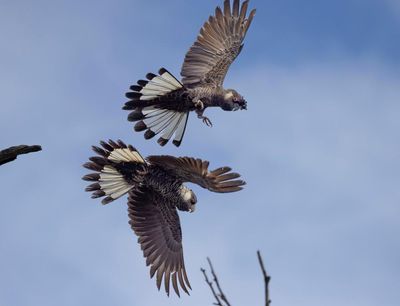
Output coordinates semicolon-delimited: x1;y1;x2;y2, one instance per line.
201;267;223;306
203;253;272;306
257;250;271;306
207;257;231;306
201;257;232;306
0;145;42;166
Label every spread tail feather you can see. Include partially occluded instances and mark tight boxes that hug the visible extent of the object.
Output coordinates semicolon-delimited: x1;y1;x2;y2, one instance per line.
82;139;145;204
123;68;189;147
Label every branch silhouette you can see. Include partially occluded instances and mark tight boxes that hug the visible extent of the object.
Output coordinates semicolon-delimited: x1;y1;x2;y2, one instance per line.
0;145;42;166
201;257;231;306
257;250;271;306
202;251;271;306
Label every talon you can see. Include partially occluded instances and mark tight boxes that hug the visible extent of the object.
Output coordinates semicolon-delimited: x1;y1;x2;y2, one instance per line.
202;117;213;127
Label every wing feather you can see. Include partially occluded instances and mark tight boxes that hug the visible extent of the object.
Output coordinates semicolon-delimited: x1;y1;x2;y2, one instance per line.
146;156;245;193
181;0;256;88
127;185;190;296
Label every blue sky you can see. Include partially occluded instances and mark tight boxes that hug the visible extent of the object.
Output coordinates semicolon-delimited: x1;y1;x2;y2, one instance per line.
0;0;399;305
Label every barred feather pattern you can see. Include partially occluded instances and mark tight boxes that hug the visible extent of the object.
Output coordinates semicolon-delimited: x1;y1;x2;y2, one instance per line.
82;139;145;204
123;68;190;147
181;0;256;88
82;139;246;296
127;184;192;297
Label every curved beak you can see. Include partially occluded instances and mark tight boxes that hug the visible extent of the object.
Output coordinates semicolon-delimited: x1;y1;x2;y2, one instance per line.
240;100;247;110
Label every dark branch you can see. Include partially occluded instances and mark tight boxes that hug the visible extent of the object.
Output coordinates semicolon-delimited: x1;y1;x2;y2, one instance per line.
201;267;223;306
257;250;271;306
0;145;42;166
203;252;272;306
207;257;231;306
201;257;231;306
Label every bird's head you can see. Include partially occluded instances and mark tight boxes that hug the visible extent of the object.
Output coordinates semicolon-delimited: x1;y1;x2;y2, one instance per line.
180;185;197;213
223;89;247;111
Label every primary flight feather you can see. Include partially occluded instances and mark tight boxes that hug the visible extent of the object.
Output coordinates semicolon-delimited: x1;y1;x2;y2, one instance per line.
123;0;256;146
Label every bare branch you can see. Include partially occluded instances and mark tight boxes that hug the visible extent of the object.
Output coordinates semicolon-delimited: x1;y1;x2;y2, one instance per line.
201;267;223;306
203;252;272;306
0;145;42;166
207;257;231;306
257;250;271;306
201;257;231;306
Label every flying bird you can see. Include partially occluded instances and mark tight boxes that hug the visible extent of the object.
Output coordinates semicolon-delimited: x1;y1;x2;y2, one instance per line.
82;139;245;296
123;0;256;146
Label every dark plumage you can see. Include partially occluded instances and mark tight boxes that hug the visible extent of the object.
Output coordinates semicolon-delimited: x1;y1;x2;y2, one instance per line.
123;0;256;146
82;140;246;296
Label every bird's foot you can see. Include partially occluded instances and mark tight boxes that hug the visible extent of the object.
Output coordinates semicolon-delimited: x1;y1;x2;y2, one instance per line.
195;102;212;127
198;115;213;127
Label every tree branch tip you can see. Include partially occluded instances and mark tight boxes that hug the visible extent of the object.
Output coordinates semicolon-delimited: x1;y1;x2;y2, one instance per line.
0;144;43;166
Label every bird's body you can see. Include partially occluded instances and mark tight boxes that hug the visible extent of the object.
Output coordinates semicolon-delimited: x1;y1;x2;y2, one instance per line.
188;86;244;111
123;0;256;146
111;160;184;206
127;85;236;114
82;140;245;296
138;165;195;212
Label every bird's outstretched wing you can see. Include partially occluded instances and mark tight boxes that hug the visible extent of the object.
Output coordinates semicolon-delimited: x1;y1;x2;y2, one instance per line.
181;0;256;88
128;185;191;297
146;155;245;193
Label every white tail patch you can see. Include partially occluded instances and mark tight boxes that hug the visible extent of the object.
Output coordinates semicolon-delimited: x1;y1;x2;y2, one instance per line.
143;109;176;133
173;112;188;144
141;106;189;146
160;113;182;139
159;69;183;88
126;69;189;146
83;140;145;205
99;165;132;203
139;69;183;101
108;148;145;163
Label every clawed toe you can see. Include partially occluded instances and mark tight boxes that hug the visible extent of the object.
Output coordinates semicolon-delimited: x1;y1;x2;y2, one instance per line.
202;117;213;127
